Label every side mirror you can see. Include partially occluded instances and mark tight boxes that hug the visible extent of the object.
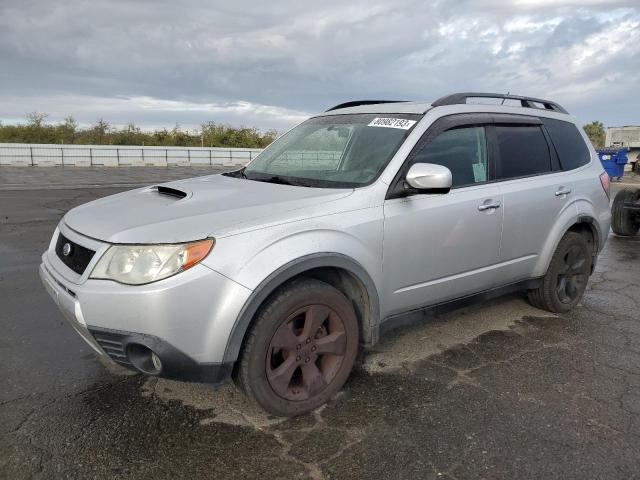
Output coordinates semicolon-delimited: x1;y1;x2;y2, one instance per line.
405;163;452;194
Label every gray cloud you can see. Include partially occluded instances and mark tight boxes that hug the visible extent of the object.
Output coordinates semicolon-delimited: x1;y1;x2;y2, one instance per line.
0;0;638;130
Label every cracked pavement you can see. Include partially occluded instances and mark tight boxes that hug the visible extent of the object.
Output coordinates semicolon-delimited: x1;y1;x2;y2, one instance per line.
1;168;640;479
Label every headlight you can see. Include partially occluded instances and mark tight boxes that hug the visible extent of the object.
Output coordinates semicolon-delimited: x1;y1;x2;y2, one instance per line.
90;239;214;285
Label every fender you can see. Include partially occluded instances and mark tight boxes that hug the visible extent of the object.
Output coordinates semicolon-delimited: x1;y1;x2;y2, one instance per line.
222;253;381;364
532;211;601;277
532;200;580;277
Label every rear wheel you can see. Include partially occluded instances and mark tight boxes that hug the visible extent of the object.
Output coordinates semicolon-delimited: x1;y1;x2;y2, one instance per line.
527;232;592;313
611;188;640;237
236;278;359;416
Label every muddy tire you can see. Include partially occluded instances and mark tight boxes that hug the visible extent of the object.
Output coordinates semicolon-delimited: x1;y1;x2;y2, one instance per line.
611;188;640;237
527;232;592;313
236;278;359;416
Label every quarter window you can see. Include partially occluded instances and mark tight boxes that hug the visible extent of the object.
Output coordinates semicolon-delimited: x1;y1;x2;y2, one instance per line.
542;118;591;170
495;125;552;179
411;126;488;187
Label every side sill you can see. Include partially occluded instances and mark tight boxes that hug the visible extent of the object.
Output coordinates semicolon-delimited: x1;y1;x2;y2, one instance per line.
378;278;542;338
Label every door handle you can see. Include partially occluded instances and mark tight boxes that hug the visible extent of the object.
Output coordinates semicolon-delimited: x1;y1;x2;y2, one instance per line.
555;187;572;196
478;202;501;211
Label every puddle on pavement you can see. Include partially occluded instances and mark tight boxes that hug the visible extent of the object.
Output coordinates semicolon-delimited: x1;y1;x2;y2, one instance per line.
139;295;557;427
142;378;287;429
362;296;557;374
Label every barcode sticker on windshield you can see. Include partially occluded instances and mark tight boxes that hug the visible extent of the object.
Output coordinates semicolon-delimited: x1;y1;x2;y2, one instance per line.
367;118;416;130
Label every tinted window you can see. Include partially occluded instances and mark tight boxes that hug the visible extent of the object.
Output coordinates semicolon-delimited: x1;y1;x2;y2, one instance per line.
411;126;488;187
495;125;552;179
542;118;591;170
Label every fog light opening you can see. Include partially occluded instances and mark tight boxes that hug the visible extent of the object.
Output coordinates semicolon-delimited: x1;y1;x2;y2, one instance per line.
127;343;162;375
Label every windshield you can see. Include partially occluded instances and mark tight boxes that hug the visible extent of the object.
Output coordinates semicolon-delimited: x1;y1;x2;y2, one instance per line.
241;113;421;188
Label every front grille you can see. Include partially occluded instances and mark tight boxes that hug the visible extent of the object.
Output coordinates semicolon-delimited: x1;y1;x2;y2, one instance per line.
91;330;132;367
55;233;95;275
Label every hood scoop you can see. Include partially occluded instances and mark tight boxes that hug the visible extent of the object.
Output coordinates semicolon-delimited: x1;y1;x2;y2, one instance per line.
153;185;188;199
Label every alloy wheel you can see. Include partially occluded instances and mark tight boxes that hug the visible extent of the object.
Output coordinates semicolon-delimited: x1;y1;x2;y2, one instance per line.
556;245;588;304
265;304;349;401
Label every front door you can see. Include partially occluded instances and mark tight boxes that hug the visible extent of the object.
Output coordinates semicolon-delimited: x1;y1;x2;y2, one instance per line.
382;124;503;317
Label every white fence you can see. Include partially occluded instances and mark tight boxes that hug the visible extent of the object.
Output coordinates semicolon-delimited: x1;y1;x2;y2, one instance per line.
0;143;263;167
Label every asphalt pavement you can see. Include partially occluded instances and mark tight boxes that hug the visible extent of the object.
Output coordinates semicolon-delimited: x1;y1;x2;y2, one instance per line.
1;167;640;479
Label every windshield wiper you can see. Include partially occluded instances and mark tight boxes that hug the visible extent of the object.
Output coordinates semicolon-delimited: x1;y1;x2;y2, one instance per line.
249;175;301;186
223;167;248;179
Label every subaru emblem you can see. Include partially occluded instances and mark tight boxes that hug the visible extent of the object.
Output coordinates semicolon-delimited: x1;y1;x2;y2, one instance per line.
62;242;72;256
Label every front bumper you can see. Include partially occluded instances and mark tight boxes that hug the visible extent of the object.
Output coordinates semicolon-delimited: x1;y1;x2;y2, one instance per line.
40;261;104;355
88;326;233;383
39;228;253;383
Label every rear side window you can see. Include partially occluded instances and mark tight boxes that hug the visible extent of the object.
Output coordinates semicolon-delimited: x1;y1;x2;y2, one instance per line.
542;118;591;170
495;125;552;179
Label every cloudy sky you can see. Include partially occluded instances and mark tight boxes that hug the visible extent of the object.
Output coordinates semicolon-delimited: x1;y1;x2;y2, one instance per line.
0;0;638;132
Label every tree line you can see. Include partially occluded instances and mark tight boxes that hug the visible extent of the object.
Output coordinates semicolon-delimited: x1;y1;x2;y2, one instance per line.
0;113;278;148
583;121;605;148
0;112;609;149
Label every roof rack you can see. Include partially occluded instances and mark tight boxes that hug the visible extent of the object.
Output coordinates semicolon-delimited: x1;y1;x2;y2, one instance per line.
431;92;568;114
326;100;409;112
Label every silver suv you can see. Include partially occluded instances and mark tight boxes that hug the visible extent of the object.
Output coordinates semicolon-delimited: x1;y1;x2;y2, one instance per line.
40;92;611;416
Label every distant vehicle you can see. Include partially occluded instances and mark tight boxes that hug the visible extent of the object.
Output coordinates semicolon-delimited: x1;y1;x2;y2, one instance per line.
40;93;611;416
611;188;640;236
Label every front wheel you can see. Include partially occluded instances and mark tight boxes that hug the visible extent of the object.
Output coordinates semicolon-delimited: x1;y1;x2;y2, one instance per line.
527;232;592;313
235;278;359;416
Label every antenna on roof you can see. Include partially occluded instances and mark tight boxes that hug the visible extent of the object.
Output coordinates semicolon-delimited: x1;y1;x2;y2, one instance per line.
500;92;510;106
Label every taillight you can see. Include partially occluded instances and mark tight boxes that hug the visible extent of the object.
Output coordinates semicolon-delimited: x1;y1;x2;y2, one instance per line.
599;171;610;200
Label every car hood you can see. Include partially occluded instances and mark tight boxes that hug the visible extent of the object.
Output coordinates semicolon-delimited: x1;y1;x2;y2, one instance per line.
63;174;354;243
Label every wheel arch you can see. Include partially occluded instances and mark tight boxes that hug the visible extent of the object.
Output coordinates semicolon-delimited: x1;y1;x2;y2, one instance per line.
534;214;601;277
222;253;380;364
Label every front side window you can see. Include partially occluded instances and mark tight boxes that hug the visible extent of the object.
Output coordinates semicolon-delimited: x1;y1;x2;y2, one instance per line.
242;113;421;188
495;125;552;179
410;126;488;187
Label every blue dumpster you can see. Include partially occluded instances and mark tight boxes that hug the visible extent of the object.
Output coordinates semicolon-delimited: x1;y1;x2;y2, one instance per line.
597;147;629;181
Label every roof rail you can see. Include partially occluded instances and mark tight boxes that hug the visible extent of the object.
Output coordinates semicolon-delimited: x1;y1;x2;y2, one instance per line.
431;92;568;114
326;100;409;112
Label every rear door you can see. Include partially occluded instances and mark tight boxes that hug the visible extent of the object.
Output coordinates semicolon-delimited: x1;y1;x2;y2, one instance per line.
493;116;577;282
